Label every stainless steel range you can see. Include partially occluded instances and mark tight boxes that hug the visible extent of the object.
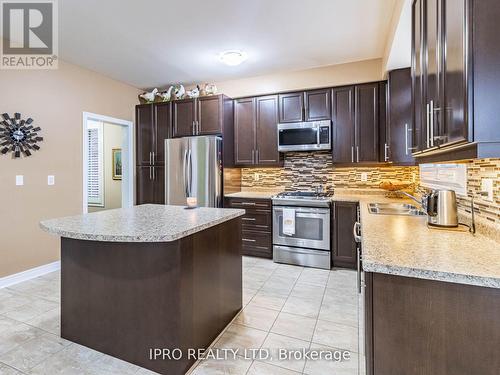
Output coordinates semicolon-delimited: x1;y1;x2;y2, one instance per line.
272;191;332;269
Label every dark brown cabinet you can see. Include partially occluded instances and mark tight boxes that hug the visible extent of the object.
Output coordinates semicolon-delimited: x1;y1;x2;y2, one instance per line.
135;103;170;205
136;166;164;205
366;273;500;375
234;95;281;167
355;83;379;163
386;68;415;164
172;99;196;138
332;201;358;269
278;89;331;123
332;84;380;164
332;86;355;163
224;197;272;258
136;104;155;166
411;0;500;160
172;94;233;138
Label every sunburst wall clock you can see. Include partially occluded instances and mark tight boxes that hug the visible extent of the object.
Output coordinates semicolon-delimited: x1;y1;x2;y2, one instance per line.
0;113;43;158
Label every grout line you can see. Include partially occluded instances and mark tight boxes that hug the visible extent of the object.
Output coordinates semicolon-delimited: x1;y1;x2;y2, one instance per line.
0;361;30;375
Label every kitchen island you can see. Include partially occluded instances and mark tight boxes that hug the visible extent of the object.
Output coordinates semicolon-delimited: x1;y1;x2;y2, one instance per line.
40;204;245;375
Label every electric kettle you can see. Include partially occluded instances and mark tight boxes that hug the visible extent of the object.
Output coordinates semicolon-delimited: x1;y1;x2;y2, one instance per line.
422;189;458;227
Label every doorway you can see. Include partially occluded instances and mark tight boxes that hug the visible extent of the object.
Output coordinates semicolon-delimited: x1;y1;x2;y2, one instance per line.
83;112;133;213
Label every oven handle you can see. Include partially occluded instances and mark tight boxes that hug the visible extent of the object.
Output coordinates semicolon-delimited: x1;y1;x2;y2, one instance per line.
273;207;330;215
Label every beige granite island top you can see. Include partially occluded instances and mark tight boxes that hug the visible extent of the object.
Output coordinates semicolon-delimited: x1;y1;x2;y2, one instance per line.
40;204;245;242
330;194;500;289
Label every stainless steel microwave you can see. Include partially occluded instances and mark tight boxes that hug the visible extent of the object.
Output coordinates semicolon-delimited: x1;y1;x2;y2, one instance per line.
277;120;331;152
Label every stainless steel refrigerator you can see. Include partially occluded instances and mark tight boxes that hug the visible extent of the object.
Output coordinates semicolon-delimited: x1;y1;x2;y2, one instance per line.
165;136;223;207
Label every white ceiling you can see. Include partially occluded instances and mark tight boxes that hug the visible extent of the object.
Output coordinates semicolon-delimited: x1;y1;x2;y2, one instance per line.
57;0;398;89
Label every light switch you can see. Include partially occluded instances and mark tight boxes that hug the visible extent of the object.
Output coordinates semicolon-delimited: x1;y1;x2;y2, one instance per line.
361;172;368;182
254;173;260;181
16;175;24;186
48;175;55;185
481;178;494;202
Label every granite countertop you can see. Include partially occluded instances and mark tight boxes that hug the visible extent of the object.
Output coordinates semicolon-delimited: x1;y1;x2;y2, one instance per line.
330;194;500;289
40;204;245;243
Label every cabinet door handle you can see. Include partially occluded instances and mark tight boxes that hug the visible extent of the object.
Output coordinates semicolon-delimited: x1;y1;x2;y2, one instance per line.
426;103;430;148
149;166;152;180
239;202;256;206
242;238;256;243
351;146;354;163
242;218;256;221
256;149;259;163
197;120;200;135
405;123;409;155
152;166;155;180
152;152;155;165
430;100;434;147
384;143;389;162
149;151;152;165
356;146;360;163
192;121;196;135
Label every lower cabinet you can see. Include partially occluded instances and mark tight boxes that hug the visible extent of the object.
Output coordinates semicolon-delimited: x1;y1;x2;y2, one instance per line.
225;197;272;258
365;273;500;375
136;166;164;205
332;201;358;269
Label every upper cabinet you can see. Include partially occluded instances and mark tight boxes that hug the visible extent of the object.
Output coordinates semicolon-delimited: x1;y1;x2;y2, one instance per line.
234;95;282;167
278;89;331;123
332;84;381;164
386;68;415;164
411;0;500;160
136;102;171;166
172;94;233;138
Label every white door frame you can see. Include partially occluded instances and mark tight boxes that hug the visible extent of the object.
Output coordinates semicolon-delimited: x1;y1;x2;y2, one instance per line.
82;112;134;213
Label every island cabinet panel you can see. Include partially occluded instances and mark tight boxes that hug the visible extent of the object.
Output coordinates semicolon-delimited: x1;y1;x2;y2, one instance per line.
225;197;272;258
60;217;242;375
366;273;500;375
332;201;358;269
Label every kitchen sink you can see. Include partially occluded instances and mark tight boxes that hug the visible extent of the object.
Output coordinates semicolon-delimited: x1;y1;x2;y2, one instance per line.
368;203;427;216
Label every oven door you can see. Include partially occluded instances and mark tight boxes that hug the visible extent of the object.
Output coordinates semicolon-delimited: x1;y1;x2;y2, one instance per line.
278;123;320;152
273;206;330;250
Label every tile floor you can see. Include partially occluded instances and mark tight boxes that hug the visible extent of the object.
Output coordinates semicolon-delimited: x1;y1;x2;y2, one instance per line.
0;257;362;374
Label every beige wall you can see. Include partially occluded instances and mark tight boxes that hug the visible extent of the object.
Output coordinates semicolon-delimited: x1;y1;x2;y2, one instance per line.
0;60;139;278
88;123;124;213
187;58;384;98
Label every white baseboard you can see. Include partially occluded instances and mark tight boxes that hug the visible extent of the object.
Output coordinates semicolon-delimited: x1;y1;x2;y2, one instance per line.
0;261;61;289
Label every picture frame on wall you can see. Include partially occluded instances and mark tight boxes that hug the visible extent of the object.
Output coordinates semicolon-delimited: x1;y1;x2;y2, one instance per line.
112;148;122;180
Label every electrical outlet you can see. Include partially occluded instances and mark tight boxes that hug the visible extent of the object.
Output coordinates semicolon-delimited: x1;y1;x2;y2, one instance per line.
15;175;24;186
254;173;260;181
361;172;368;182
48;175;55;185
481;178;494;202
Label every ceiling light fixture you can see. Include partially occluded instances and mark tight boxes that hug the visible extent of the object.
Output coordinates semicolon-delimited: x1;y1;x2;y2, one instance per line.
219;50;247;66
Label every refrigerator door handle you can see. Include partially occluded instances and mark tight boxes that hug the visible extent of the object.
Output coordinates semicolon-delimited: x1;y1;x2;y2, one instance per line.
183;149;189;197
188;149;193;197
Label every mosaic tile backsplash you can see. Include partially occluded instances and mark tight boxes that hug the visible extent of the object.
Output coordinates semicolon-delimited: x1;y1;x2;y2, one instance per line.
241;152;418;192
240;153;500;226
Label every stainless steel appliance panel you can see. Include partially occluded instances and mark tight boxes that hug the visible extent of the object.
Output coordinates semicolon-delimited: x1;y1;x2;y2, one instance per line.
277;120;331;152
273;206;330;250
273;245;331;270
165;136;222;207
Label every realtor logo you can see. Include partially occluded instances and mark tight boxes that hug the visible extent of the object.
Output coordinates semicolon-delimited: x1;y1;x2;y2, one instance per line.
1;0;58;69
